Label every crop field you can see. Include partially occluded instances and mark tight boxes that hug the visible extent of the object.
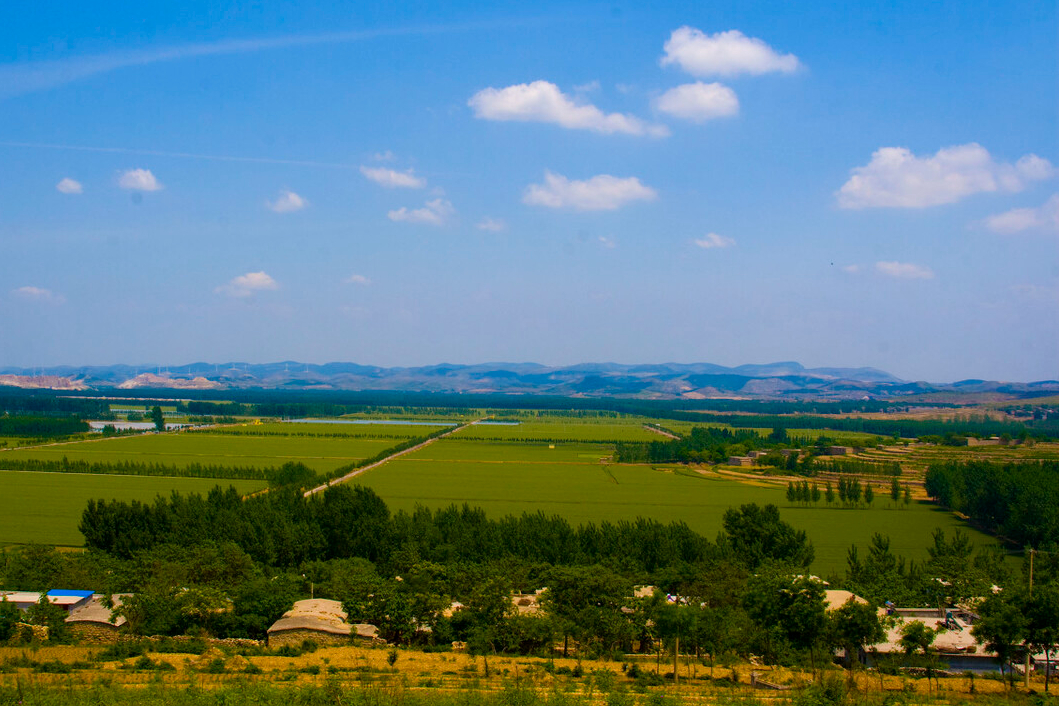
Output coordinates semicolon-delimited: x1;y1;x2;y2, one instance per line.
454;420;666;442
0;471;266;546
408;439;612;463
357;437;998;573
198;421;452;439
0;432;397;473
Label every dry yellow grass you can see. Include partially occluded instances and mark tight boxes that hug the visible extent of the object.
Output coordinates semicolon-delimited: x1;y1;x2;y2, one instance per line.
0;643;1035;699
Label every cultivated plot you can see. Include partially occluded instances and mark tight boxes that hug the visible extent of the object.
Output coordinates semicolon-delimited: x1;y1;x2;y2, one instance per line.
0;471;266;546
0;432;394;474
359;442;999;573
454;420;664;442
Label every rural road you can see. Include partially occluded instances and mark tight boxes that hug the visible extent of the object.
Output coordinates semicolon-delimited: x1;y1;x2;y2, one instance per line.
302;418;483;497
643;424;680;440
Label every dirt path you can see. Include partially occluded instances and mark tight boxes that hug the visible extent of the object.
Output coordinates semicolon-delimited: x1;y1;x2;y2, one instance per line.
302;419;481;497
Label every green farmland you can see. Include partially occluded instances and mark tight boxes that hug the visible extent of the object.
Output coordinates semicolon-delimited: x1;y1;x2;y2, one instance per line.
454;420;666;442
201;421;452;438
358;437;1000;573
0;471;266;546
0;432;397;474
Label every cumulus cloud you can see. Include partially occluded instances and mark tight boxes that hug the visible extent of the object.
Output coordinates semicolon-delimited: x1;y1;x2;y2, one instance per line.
837;144;1054;209
344;274;371;285
661;27;801;77
267;189;307;213
360;166;425;189
216;271;279;297
56;177;82;194
693;232;735;249
12;286;64;304
875;261;934;280
655;82;739;122
985;194;1059;234
598;235;616;249
842;264;861;274
468;80;668;137
476;217;507;232
388;198;454;226
118;168;162;191
523;172;657;212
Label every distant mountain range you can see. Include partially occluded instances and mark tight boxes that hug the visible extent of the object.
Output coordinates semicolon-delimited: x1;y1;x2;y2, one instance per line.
1;362;1057;401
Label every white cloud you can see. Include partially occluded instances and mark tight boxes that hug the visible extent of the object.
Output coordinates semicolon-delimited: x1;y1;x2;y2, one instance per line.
693;232;736;249
842;264;861;274
468;80;669;137
837;144;1054;209
118;168;162;191
372;150;395;162
875;261;934;280
12;286;64;304
476;217;507;232
523;171;657;212
661;27;801;77
216;271;279;297
267;189;307;213
655;82;739;122
985;194;1059;234
388;198;454;226
344;274;371;286
598;235;616;249
573;80;600;93
56;177;82;194
360;165;425;189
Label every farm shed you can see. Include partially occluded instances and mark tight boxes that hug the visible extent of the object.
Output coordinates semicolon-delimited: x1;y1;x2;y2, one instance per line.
823;590;868;612
65;594;129;642
728;456;753;467
0;590;94;613
266;599;380;647
511;589;547;616
862;606;1003;674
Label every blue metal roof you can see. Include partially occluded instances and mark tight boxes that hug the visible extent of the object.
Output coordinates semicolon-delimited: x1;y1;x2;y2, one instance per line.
46;590;94;599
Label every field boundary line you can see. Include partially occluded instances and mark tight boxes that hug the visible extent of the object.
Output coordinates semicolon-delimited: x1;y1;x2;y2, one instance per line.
303;418;484;497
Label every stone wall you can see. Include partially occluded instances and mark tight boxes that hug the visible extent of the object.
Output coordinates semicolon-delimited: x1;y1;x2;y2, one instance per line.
69;622;122;643
267;628;350;648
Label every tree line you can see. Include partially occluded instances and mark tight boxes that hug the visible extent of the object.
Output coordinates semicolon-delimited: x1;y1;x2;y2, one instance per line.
0;415;89;437
924;460;1059;548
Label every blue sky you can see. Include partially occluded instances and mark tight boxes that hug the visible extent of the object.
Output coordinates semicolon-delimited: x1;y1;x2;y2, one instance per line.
1;1;1056;382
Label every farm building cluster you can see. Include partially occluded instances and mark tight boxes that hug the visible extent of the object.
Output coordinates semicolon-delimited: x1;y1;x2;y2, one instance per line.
1;585;1047;675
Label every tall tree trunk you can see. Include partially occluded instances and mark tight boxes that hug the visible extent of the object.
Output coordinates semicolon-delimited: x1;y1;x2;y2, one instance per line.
674;635;679;684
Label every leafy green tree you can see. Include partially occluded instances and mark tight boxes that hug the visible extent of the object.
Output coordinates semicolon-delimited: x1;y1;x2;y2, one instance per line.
0;599;21;642
541;565;631;659
830;598;884;682
1026;585;1059;692
825;482;835;506
150;406;165;432
720;504;814;570
26;595;72;643
973;592;1028;687
890;477;901;504
864;484;875;508
744;569;828;671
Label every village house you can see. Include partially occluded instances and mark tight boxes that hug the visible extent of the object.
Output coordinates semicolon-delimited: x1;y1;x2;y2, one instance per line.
64;594;129;643
266;599;379;647
0;590;94;613
728;456;754;467
861;606;1004;674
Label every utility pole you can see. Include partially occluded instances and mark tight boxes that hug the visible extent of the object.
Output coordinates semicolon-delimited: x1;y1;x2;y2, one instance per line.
1027;548;1035;688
